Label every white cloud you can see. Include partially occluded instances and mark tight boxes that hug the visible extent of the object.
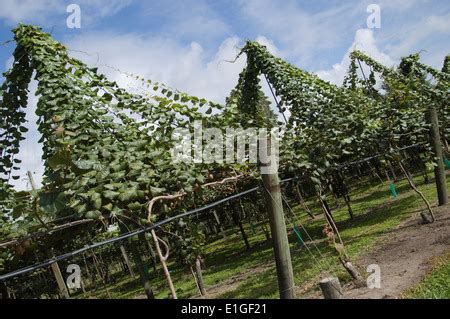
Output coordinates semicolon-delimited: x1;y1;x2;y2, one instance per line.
132;0;231;45
384;13;450;67
79;0;132;18
255;35;280;56
316;29;395;85
0;0;132;25
237;0;360;66
0;0;60;24
67;32;246;103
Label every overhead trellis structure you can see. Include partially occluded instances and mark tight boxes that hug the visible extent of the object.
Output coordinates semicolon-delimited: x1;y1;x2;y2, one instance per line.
347;50;449;148
0;25;257;221
230;40;448;226
232;41;448;185
0;25;448;298
2;28;446;232
0;25;259;275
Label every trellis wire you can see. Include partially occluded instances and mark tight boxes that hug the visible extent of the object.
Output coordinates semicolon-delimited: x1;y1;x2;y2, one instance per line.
0;142;426;282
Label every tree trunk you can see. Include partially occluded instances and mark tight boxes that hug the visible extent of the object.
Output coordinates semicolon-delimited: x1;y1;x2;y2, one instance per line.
344;195;354;219
195;258;206;296
132;233;155;299
120;245;136;278
213;211;227;239
231;205;251;250
0;281;9;299
145;239;158;273
91;251;112;299
388;161;398;182
151;230;177;299
294;184;315;219
262;223;271;241
83;253;96;292
321;198;335;226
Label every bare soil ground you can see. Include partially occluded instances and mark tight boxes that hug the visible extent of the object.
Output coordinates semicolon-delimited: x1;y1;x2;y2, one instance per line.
343;203;450;299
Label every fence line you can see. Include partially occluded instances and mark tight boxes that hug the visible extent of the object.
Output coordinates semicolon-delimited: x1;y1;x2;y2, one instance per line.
0;187;259;282
0;143;426;282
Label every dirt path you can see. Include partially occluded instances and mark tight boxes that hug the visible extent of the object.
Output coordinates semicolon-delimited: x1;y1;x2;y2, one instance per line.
343;203;450;299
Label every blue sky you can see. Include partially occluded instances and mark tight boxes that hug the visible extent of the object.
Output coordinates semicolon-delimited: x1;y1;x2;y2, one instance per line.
1;1;449;72
0;0;449;189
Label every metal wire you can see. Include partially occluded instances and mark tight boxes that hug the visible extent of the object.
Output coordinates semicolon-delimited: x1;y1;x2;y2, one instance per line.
0;186;259;281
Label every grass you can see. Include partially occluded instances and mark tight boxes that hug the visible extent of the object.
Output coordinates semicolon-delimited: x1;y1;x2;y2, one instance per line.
76;172;449;299
404;253;450;299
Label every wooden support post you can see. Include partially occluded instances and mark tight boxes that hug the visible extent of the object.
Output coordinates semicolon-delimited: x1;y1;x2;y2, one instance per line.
427;107;448;206
320;277;343;299
48;251;70;299
261;137;295;299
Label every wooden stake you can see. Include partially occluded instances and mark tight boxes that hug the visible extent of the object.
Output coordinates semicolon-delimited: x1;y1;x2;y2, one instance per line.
261;137;295;299
320;277;343;299
427;107;448;206
48;251;70;299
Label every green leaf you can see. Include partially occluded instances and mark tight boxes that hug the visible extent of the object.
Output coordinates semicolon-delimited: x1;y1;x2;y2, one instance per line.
85;210;102;220
150;186;165;196
48;148;72;170
128;202;142;211
39;192;67;216
103;93;113;102
103;191;120;200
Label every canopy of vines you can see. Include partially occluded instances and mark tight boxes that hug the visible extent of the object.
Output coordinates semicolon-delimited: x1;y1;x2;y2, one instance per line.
0;25;448;276
0;25;257;271
233;41;448;186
